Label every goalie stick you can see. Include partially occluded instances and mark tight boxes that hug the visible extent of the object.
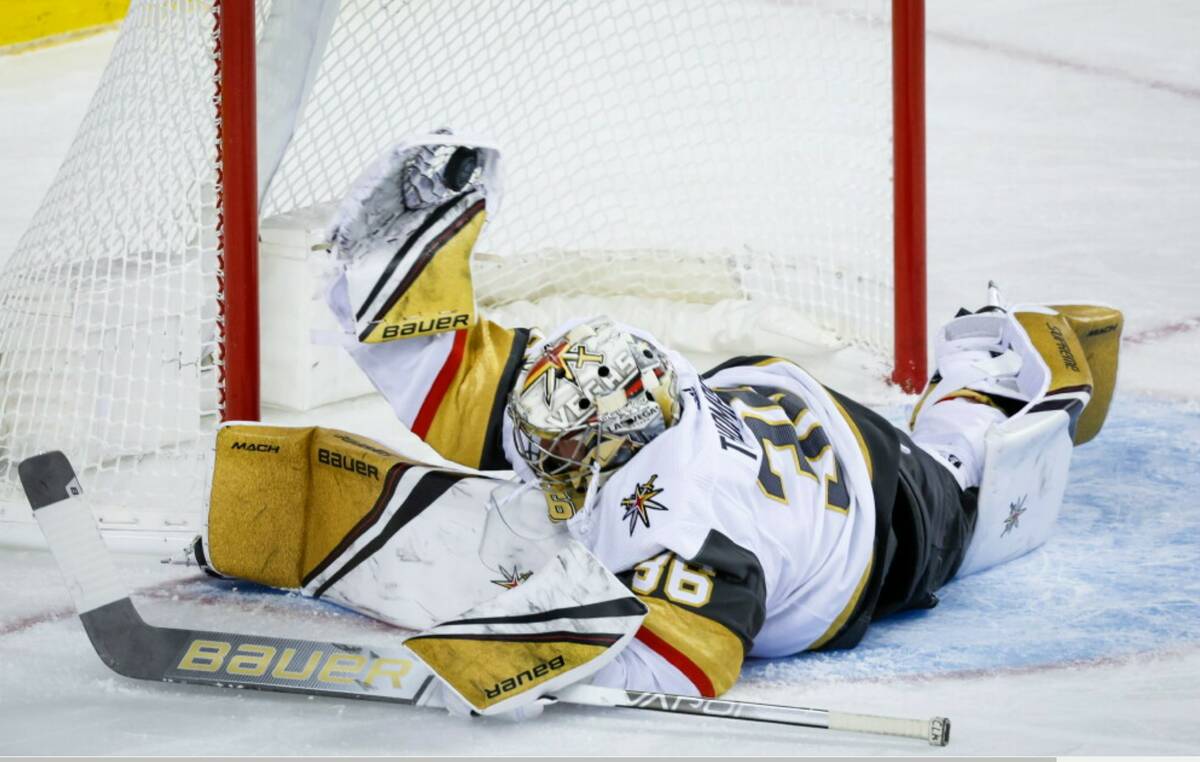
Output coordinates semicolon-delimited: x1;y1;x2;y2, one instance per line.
19;451;949;747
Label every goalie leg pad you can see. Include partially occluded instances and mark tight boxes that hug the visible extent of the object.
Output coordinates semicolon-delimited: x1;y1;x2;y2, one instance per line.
204;424;572;629
956;409;1074;577
1009;305;1093;440
912;302;1122;487
206;423;427;589
1049;303;1123;444
913;303;1120;579
989;302;1121;444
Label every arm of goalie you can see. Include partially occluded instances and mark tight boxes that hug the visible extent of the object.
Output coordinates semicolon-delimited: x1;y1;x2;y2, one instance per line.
316;132;529;470
405;541;648;718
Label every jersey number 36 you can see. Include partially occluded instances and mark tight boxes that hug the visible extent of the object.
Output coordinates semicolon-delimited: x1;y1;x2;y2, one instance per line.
631;551;714;607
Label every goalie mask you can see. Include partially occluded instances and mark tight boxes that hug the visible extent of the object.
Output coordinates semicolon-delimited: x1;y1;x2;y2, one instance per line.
507;317;681;499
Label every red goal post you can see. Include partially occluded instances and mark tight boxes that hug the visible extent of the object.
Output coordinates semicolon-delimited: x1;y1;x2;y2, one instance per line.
891;0;928;394
216;0;260;423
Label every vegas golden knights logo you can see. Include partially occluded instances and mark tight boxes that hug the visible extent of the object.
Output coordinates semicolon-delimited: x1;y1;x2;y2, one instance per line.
1002;494;1028;536
621;474;667;535
490;565;533;590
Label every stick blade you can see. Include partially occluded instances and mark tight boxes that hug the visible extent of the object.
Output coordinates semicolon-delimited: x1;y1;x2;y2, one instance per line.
22;451;128;615
18;451;82;510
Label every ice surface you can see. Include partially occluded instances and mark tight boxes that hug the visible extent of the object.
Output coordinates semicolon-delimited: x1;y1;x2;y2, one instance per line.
2;0;1200;755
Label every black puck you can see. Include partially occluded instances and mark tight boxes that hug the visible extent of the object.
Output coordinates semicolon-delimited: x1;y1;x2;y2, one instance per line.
444;147;479;191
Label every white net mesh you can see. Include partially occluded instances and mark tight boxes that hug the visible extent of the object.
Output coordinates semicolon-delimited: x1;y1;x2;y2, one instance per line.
0;3;222;542
0;0;897;546
264;0;895;355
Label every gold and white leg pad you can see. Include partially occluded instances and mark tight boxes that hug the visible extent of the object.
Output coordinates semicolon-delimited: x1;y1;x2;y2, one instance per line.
917;302;1122;576
911;310;1023;420
913;302;1122;491
202;423;573;630
957;408;1075;577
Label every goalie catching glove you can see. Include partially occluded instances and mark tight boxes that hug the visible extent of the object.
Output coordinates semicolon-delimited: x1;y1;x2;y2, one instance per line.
324;129;501;344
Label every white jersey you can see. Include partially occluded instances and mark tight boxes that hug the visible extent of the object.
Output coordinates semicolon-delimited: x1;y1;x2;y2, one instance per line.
329;248;884;696
581;356;875;654
500;334;878;695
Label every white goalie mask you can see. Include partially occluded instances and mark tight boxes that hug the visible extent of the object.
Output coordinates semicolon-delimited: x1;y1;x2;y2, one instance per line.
507;317;681;494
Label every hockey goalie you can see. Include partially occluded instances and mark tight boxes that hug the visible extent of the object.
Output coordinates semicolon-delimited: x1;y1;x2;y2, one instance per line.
192;131;1123;719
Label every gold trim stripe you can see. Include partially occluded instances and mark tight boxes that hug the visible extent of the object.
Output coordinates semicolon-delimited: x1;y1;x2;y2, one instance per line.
806;554;873;651
638;596;743;696
421;318;519;468
940;388;1003;410
829;395;873;480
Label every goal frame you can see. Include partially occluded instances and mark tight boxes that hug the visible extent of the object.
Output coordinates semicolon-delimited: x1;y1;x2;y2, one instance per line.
217;0;927;424
890;0;928;393
216;0;260;421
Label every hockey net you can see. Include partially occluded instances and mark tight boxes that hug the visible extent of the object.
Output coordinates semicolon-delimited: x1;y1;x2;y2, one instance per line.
0;0;922;549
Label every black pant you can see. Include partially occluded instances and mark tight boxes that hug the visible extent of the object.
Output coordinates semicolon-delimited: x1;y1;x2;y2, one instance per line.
817;390;978;649
876;428;979;618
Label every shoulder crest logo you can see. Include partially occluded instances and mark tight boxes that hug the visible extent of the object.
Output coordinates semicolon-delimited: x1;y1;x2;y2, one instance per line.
620;474;668;535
